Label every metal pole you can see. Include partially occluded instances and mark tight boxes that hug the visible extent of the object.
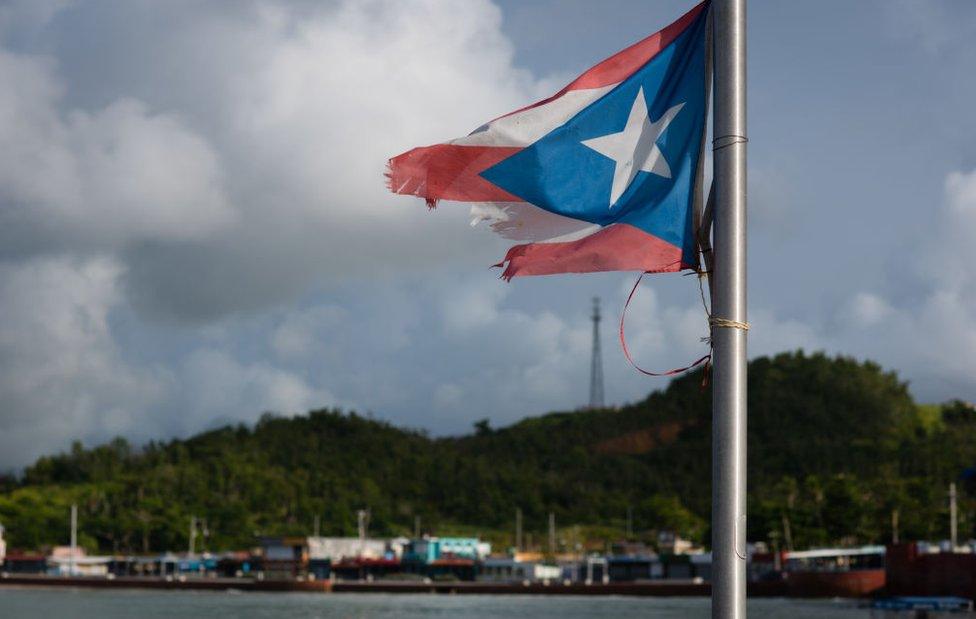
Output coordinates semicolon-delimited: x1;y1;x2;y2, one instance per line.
189;515;196;556
515;508;523;553
711;0;747;617
549;512;556;556
950;483;958;550
70;504;77;577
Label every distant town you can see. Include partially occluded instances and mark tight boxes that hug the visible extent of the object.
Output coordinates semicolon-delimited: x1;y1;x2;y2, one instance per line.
1;506;975;605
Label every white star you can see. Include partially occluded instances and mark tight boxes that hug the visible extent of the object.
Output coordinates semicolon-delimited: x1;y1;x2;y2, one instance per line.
582;88;684;209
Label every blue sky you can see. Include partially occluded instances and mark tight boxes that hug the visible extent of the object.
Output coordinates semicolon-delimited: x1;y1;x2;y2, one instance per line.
1;0;975;468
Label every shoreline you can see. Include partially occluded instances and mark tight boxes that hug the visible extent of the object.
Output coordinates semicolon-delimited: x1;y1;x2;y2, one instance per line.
0;574;798;597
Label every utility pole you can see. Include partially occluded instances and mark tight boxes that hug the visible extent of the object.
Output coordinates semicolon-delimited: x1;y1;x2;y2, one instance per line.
950;483;958;550
589;297;605;409
70;504;77;577
711;0;748;617
549;512;556;556
357;509;369;540
781;514;793;552
515;508;523;553
626;506;633;539
892;509;899;545
314;515;320;538
189;515;197;556
414;515;421;539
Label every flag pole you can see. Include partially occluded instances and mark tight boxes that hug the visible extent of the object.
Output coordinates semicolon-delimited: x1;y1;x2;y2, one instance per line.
711;0;747;617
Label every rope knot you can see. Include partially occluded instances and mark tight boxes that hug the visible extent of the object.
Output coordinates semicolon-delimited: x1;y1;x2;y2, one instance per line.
709;316;750;331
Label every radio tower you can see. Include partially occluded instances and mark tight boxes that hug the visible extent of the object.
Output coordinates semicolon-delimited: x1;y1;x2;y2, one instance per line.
589;297;605;409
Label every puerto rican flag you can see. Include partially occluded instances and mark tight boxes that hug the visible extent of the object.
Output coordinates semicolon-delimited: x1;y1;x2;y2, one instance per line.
387;3;709;280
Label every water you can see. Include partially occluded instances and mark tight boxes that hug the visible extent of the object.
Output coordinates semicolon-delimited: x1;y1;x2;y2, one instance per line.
0;588;886;618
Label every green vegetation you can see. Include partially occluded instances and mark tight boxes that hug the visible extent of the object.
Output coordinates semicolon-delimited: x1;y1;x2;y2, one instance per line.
2;351;975;554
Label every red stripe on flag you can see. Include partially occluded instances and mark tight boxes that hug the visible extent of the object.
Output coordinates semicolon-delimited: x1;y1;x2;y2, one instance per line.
496;2;706;121
566;2;706;90
497;223;689;280
386;144;522;205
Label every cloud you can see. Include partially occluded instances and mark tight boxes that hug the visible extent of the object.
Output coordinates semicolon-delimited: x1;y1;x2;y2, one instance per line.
271;305;347;360
839;292;894;329
0;0;540;324
0;49;234;258
4;0;976;470
0;255;341;468
881;0;976;56
175;348;334;434
35;0;534;323
797;168;976;403
0;0;556;463
0;256;168;467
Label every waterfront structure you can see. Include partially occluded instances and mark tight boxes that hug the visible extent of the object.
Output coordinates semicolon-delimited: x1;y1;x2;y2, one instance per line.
563;555;609;585
783;546;885;573
307;537;387;562
330;557;402;581
478;557;561;583
48;546;111;577
657;531;702;555
608;555;659;581
402;537;490;563
1;552;46;574
259;536;391;580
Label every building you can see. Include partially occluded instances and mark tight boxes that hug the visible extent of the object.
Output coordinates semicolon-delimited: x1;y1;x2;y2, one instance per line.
608;555;660;581
564;555;609;584
477;557;562;583
257;536;390;580
2;552;47;574
47;546;111;576
657;531;702;555
608;541;660;581
402;537;490;563
307;536;387;562
658;551;711;580
257;536;309;580
400;537;490;582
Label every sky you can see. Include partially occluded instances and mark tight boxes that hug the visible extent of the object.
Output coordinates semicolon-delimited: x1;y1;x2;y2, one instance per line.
1;0;976;468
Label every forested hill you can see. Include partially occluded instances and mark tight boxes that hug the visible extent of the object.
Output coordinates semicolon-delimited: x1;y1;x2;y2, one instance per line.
2;351;974;554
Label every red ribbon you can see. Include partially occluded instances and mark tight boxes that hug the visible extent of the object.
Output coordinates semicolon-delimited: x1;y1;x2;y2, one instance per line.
619;271;712;379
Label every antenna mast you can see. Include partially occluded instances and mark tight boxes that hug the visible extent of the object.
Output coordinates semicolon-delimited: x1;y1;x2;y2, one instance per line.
589;297;605;409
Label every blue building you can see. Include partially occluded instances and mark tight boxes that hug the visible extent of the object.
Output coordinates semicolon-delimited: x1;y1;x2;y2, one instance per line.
402;537;488;563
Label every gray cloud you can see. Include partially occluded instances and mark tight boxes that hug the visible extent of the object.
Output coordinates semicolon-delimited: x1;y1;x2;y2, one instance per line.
2;0;976;468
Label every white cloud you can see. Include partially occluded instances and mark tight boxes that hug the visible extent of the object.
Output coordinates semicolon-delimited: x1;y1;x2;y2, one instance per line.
0;49;234;255
5;0;976;468
946;170;976;215
0;256;167;467
0;0;556;462
271;305;346;360
177;348;334;433
840;292;894;329
440;280;508;334
433;383;464;411
0;0;539;323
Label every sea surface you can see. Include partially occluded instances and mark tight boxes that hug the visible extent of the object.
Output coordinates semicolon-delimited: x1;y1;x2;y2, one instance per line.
0;587;908;618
